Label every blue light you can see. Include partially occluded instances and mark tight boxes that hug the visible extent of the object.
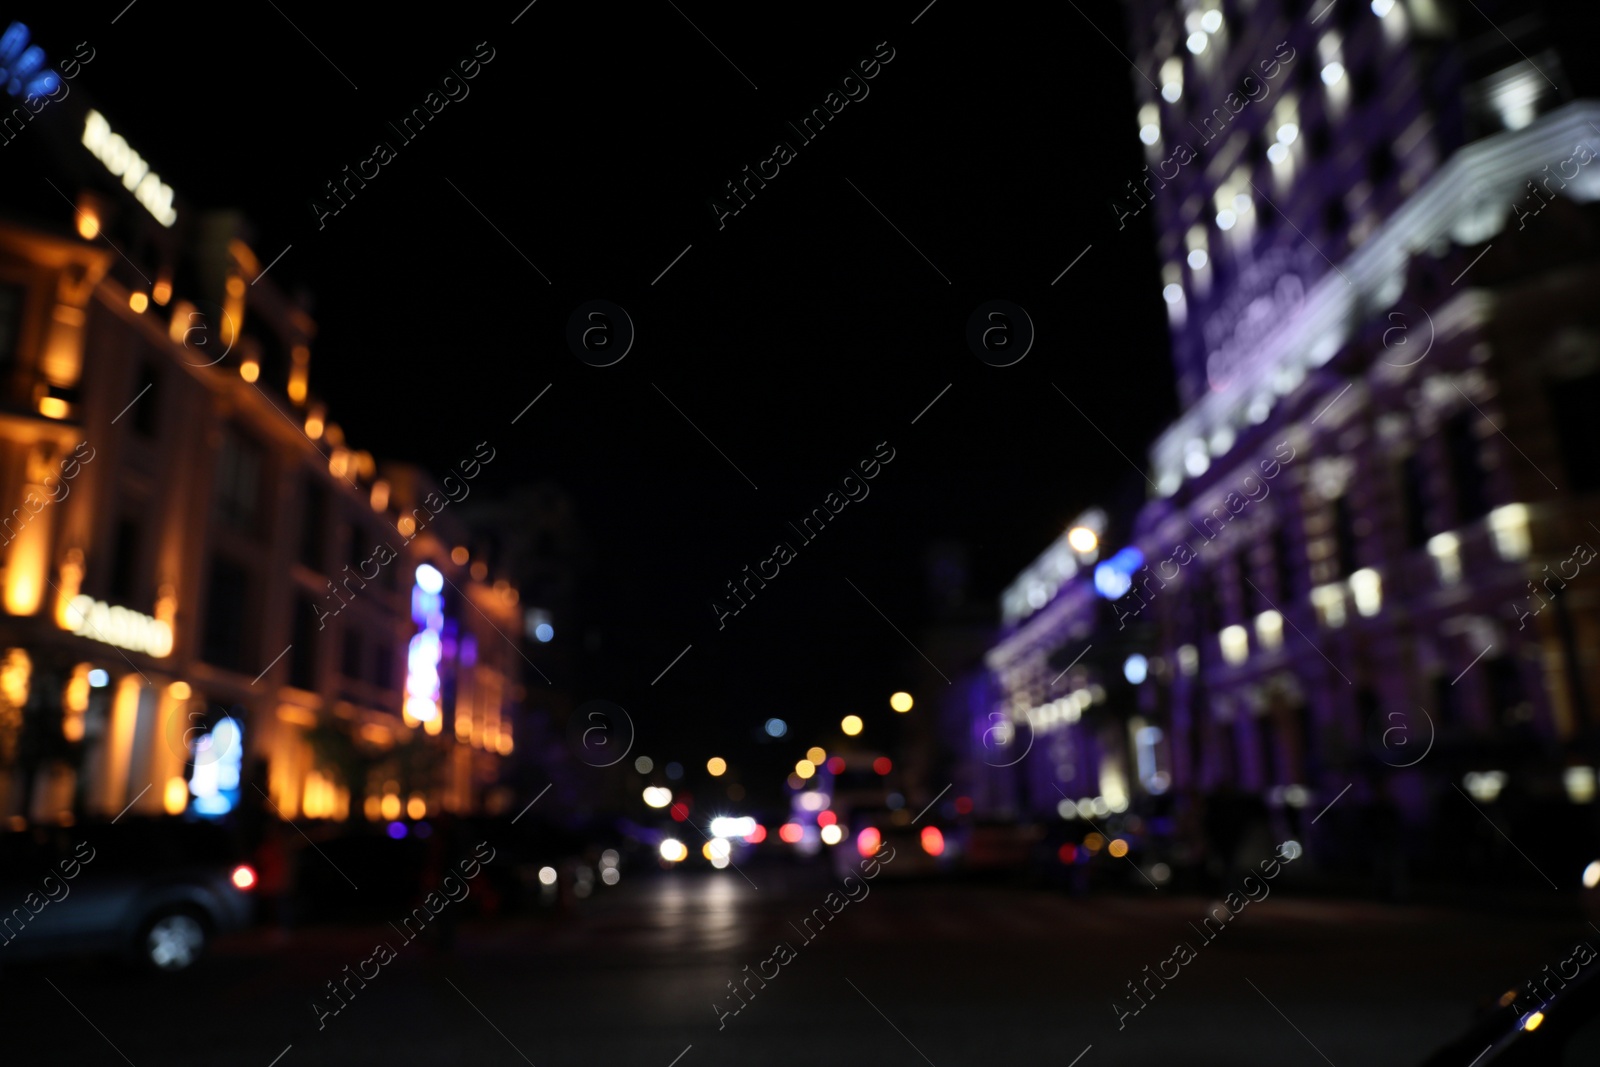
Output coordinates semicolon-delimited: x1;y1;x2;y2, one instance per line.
1124;654;1149;685
665;761;684;781
1094;547;1145;600
764;718;787;738
534;622;554;643
414;563;444;595
87;668;109;688
386;821;408;839
0;24;58;101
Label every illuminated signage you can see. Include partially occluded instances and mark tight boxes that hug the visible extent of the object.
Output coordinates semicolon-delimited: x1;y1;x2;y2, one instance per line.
0;22;60;101
404;565;444;727
80;109;177;227
189;717;242;816
1094;547;1145;600
65;594;174;657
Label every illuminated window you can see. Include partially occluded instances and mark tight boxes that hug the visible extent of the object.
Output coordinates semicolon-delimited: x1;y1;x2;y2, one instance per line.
1427;533;1462;585
1255;610;1284;651
1349;568;1382;617
1311;583;1347;628
1220;625;1249;665
1488;504;1530;561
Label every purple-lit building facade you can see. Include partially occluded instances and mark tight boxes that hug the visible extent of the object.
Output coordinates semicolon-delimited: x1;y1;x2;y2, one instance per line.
978;0;1600;887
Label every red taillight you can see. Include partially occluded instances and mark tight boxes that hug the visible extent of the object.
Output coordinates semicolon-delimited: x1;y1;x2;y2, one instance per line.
920;826;945;856
745;824;767;844
231;864;258;890
857;827;881;857
778;822;804;844
817;810;837;827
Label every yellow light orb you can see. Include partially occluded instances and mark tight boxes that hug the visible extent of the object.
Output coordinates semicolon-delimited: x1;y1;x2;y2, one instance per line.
380;794;402;820
806;746;826;765
1108;838;1130;858
819;824;843;845
169;680;192;701
890;691;913;713
841;715;863;736
701;840;717;860
1524;1011;1545;1032
163;776;188;815
1068;526;1099;553
706;757;727;777
128;292;149;313
407;796;426;820
795;759;816;779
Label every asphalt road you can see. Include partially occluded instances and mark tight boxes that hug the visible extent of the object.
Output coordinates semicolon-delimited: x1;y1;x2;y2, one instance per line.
4;865;1581;1066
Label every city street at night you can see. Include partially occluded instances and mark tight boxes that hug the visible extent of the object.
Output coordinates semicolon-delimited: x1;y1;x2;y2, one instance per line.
6;869;1587;1066
3;0;1600;1062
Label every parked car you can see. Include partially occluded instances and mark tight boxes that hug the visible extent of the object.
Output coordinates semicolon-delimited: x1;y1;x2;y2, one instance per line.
0;818;255;973
1420;955;1600;1065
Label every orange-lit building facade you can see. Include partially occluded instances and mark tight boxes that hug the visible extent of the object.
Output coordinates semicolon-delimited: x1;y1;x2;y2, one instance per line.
0;31;525;827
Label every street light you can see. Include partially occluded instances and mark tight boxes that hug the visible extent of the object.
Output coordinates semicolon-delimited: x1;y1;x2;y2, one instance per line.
889;691;913;713
706;756;727;776
806;746;826;765
1067;526;1098;553
841;715;863;736
795;759;816;779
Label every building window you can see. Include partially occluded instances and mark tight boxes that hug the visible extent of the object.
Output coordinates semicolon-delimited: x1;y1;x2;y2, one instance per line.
213;427;264;531
1444;412;1489;523
132;362;160;437
1547;368;1600;493
299;479;327;572
374;643;393;690
289;595;320;690
201;556;251;671
1236;552;1257;619
1334;496;1360;577
1432;673;1463;727
108;516;141;603
341;628;362;680
1400;454;1430;548
0;283;22;370
1272;523;1298;604
348;524;369;573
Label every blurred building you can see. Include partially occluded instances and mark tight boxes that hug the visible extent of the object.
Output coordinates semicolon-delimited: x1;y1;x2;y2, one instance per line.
977;0;1600;887
0;22;529;827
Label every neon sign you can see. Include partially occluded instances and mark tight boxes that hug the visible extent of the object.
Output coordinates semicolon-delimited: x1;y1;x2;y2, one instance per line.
81;109;177;227
0;22;60;101
65;594;174;656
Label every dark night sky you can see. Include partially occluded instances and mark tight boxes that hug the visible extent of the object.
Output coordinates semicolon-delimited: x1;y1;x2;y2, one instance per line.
29;1;1177;800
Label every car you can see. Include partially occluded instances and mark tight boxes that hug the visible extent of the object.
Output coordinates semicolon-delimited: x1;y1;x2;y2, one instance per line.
831;808;952;880
1420;950;1600;1065
0;818;255;973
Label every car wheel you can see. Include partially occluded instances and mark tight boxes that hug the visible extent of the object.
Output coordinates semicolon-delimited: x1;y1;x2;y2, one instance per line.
141;910;207;972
